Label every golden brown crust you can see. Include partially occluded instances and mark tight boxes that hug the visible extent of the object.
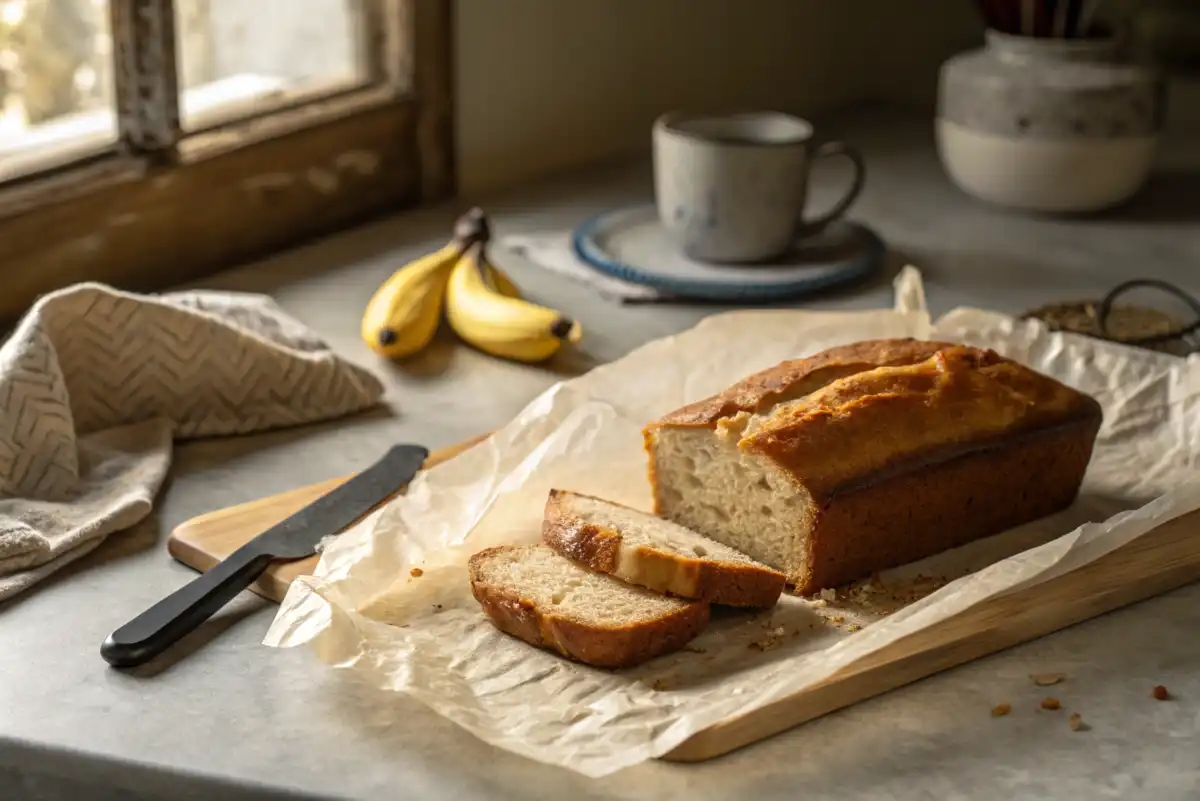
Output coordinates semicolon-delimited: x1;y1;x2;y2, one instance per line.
541;490;622;573
467;546;710;669
648;339;960;430
542;490;786;608
742;346;1102;498
795;415;1100;593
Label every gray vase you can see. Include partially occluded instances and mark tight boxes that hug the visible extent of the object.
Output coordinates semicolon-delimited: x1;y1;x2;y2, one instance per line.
936;30;1166;212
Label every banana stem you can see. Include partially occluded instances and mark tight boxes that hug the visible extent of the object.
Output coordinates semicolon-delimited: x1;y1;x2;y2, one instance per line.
453;207;491;247
463;241;502;292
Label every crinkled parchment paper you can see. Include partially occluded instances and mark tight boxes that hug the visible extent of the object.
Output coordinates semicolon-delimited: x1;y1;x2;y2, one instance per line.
264;268;1200;777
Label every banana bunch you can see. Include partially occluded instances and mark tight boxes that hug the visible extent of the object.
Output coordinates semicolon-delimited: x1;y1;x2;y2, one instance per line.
361;208;582;363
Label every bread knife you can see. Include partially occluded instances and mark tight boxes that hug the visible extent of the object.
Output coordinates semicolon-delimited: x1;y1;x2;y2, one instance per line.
101;443;429;669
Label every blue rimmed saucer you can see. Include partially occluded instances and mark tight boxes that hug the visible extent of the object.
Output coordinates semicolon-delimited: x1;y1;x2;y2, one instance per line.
571;205;884;302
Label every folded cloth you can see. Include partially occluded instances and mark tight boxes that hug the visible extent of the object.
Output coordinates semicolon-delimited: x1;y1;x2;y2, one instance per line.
0;283;384;601
498;233;668;304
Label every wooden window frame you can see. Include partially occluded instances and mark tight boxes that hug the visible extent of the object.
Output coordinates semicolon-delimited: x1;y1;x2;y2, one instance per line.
0;0;453;324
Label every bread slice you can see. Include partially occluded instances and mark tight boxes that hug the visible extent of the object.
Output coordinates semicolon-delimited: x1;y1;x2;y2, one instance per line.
467;544;708;668
542;490;785;608
644;339;1103;594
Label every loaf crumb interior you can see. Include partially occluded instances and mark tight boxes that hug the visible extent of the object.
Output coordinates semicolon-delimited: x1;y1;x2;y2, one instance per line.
650;426;814;582
472;545;694;626
563;492;764;566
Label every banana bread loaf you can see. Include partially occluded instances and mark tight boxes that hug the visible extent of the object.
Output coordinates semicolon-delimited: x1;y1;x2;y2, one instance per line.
643;339;1103;594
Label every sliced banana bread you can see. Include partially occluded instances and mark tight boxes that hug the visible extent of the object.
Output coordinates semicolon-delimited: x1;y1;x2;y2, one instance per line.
468;544;709;668
543;489;785;607
644;339;1103;594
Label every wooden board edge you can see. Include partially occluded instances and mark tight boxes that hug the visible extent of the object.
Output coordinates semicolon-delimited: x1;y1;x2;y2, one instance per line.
166;433;490;603
663;507;1200;762
165;530;298;603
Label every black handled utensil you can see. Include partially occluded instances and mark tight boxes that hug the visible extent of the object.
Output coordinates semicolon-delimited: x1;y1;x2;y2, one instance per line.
101;443;429;669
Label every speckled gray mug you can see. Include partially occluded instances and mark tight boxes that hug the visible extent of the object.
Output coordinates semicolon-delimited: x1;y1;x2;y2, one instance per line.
653;111;866;263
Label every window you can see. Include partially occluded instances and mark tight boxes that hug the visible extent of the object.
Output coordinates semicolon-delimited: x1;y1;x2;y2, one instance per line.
0;0;451;322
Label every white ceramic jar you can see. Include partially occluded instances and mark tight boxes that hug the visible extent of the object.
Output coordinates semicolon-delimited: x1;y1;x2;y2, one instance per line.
936;30;1166;213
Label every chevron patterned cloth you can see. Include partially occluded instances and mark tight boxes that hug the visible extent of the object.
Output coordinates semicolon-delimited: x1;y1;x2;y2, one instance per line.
0;283;385;601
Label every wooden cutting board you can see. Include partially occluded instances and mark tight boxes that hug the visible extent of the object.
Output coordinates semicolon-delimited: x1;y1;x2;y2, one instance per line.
167;435;486;603
168;438;1200;762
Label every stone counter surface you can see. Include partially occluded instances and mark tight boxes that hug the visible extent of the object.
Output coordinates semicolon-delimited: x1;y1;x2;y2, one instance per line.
2;108;1198;801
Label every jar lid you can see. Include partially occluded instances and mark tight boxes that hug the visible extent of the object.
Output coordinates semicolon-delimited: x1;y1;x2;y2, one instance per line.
1022;279;1200;355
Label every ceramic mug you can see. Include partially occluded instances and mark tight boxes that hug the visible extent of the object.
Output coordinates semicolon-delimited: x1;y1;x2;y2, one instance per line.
653;111;866;263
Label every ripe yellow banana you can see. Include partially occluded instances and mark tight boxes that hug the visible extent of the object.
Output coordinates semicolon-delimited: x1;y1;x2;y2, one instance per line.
361;208;492;359
445;242;582;363
360;240;462;358
489;263;521;300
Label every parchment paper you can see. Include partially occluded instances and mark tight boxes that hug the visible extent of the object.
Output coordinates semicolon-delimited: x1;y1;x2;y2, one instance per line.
264;267;1200;777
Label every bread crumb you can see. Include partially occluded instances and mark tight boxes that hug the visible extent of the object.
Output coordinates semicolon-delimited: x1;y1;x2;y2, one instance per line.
409;567;423;577
1153;684;1170;701
831;616;845;624
819;588;837;602
748;626;787;652
1040;697;1061;711
846;624;862;632
810;598;828;608
1030;672;1066;686
991;702;1011;717
1068;713;1087;731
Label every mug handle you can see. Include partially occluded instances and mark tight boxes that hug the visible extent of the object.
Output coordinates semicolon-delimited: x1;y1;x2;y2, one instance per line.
798;141;866;236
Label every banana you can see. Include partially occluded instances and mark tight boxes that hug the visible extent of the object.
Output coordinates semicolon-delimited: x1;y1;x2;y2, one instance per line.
361;208;490;359
360;241;461;358
488;263;521;300
445;241;582;363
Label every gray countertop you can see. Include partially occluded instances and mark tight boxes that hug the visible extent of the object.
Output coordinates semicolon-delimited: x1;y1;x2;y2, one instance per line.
3;107;1199;801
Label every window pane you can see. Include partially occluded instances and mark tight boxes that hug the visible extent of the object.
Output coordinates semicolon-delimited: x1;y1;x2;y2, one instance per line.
175;0;366;130
0;0;116;180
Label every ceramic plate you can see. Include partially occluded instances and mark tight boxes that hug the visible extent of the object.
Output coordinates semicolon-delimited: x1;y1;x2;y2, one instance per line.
572;205;884;301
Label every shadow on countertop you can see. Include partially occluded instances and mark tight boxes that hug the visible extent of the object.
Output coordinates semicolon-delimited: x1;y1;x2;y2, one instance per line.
1099;169;1200;224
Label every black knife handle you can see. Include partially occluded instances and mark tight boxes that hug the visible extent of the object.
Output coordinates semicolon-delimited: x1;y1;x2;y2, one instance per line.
101;545;274;668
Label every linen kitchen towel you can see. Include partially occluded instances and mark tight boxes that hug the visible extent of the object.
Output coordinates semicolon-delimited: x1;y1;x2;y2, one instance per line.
0;282;384;601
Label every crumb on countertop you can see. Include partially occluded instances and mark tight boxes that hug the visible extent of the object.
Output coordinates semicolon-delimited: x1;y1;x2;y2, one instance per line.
1068;713;1087;731
1153;684;1170;701
410;567;424;577
1040;697;1062;711
1030;672;1066;686
814;573;950;617
991;702;1012;717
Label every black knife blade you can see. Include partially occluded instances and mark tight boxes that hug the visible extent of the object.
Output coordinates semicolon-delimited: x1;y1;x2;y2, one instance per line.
101;443;429;669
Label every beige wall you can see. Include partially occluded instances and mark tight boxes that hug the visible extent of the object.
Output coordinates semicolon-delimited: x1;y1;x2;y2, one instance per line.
453;0;981;197
454;1;1197;197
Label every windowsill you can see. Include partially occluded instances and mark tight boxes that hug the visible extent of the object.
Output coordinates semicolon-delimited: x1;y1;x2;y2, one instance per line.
0;74;299;181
